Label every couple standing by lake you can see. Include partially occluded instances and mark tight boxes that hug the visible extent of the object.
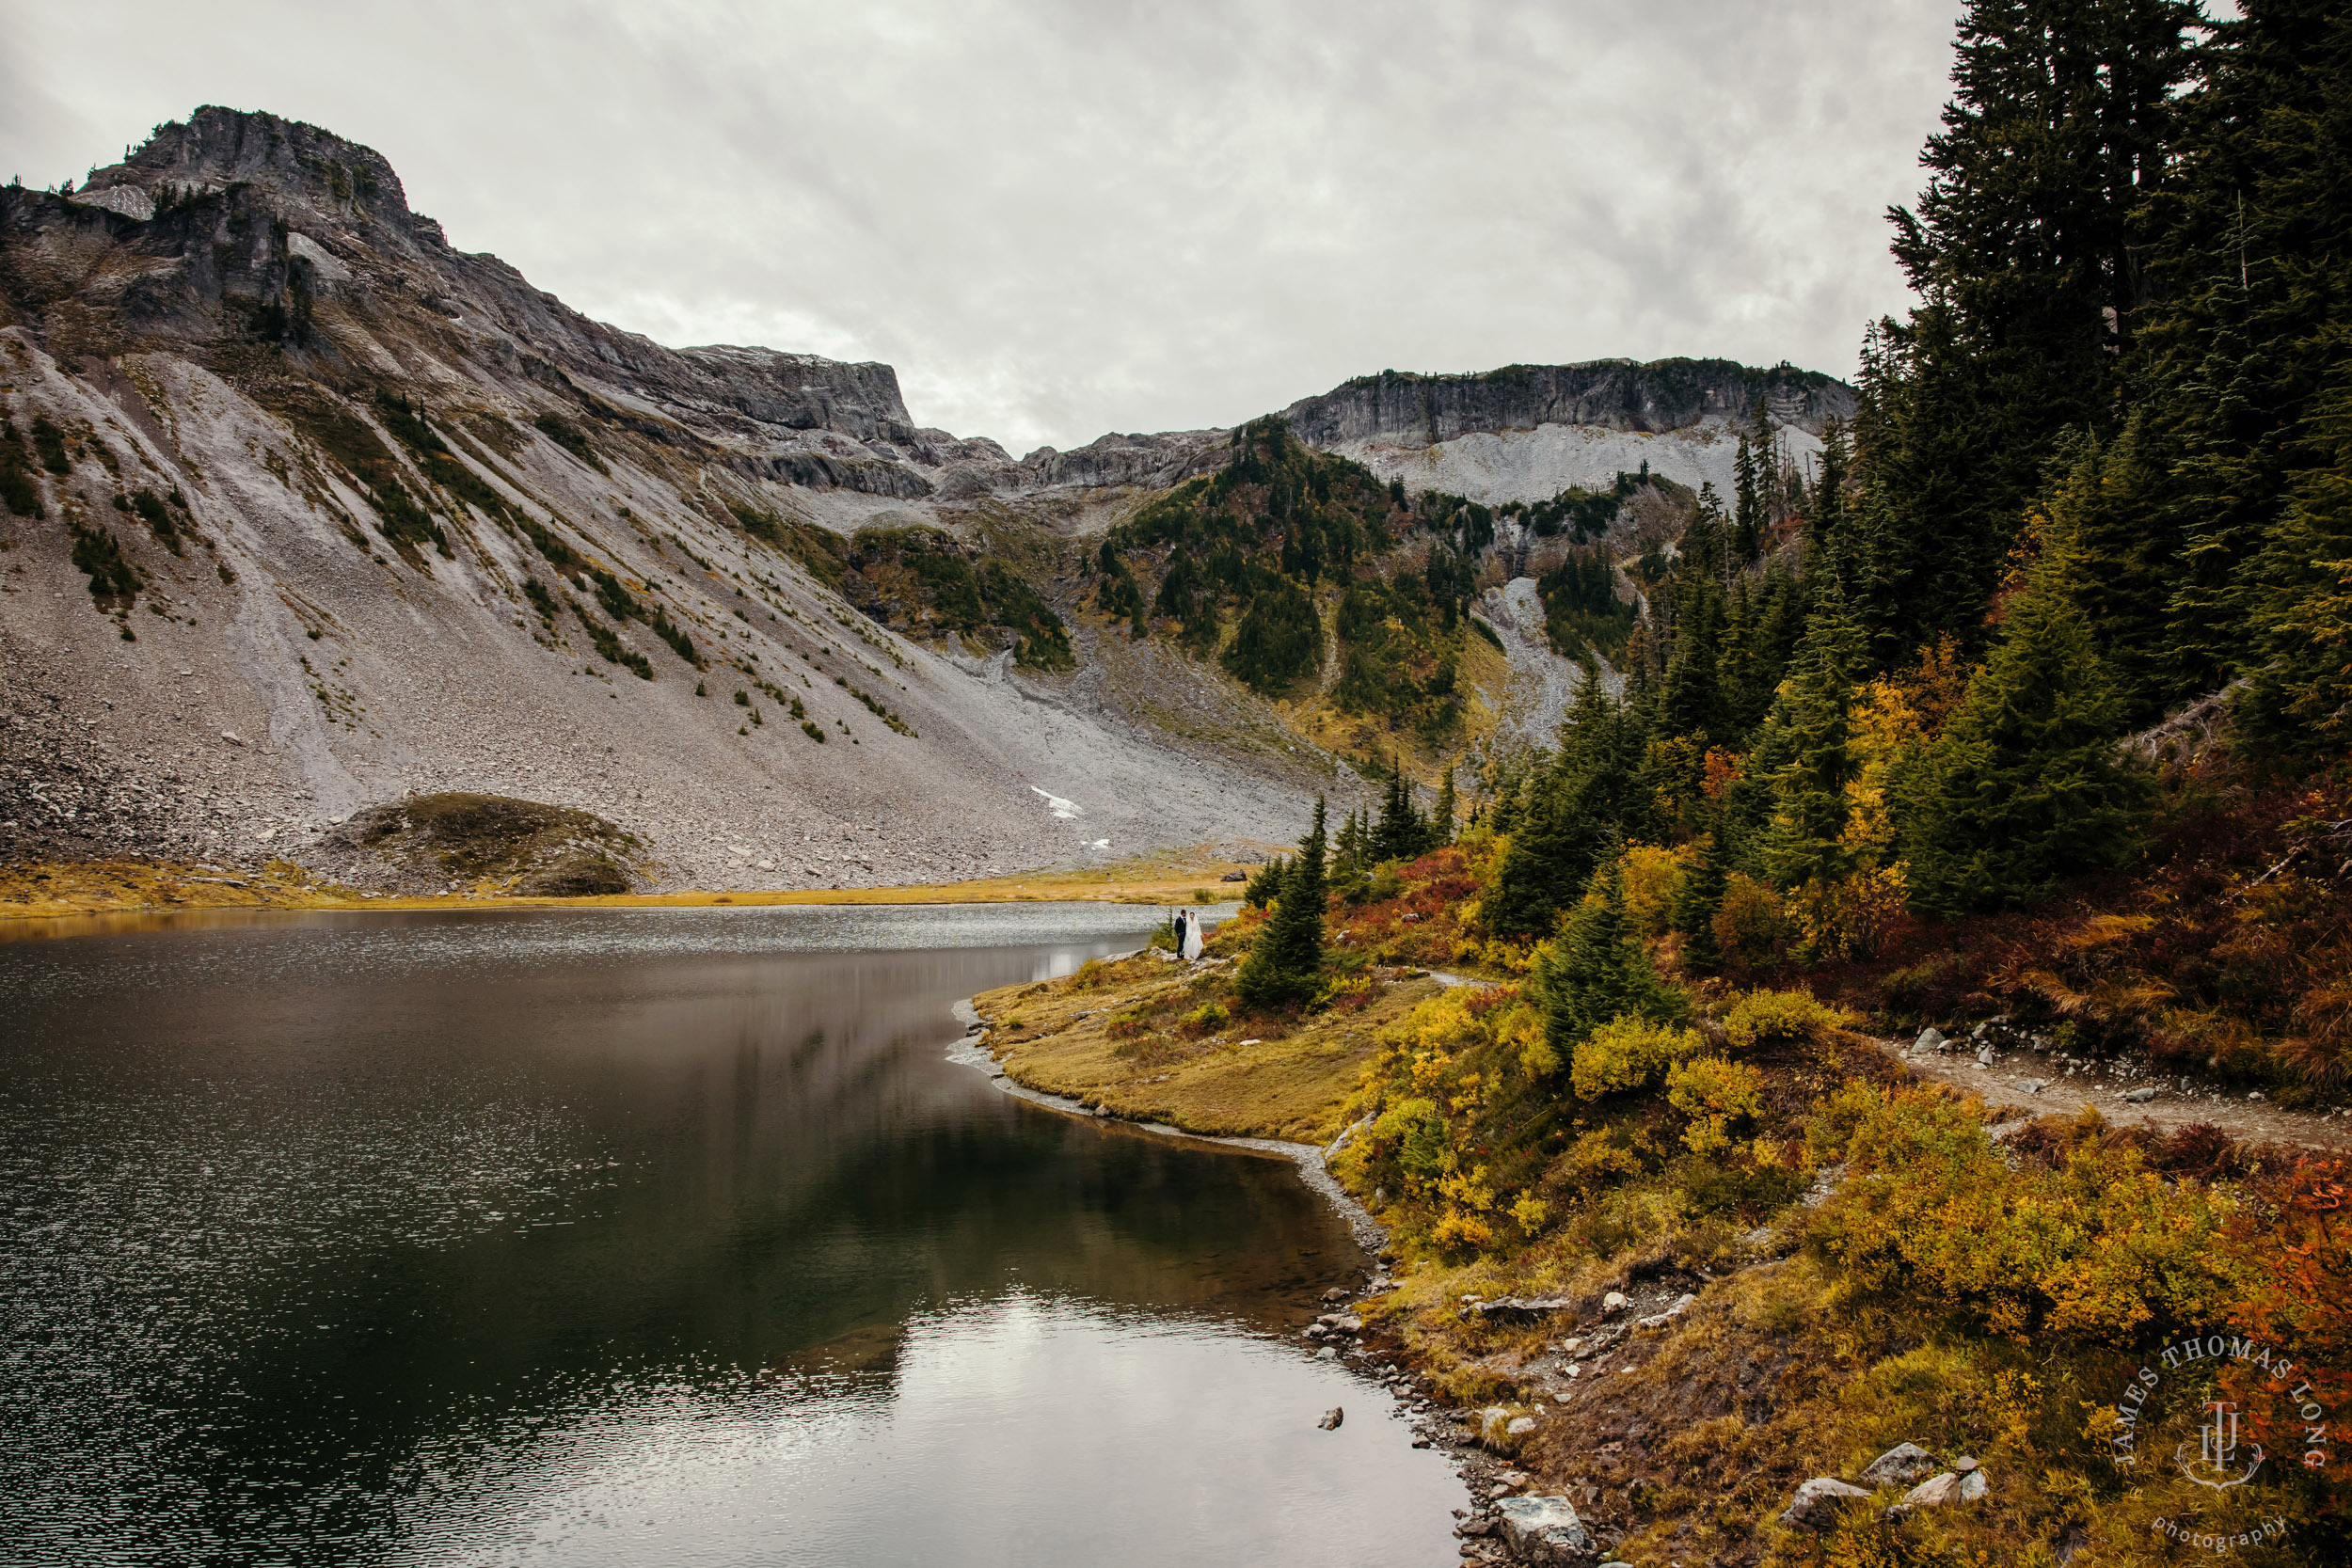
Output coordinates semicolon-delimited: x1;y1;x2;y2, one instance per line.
1170;907;1207;960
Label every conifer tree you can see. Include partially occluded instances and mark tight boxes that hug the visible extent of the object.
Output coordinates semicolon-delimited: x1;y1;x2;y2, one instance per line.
1488;672;1642;936
1374;756;1424;862
1432;768;1457;847
1733;434;1762;562
1659;578;1727;743
2239;378;2352;754
1761;580;1868;897
1237;799;1328;1006
1905;549;2149;914
1533;854;1685;1063
1863;0;2195;653
1670;822;1729;973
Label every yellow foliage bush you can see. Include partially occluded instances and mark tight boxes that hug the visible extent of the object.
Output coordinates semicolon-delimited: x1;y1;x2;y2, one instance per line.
1723;988;1856;1052
1806;1082;2247;1344
1787;862;1912;962
1366;1096;1450;1196
1713;872;1789;965
1619;842;1693;941
1571;1015;1703;1100
1664;1055;1767;1153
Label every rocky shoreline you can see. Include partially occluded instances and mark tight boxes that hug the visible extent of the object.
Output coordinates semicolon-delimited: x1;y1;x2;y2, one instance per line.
946;984;1620;1566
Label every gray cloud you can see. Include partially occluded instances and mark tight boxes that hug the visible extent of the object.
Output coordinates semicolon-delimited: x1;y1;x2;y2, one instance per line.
3;0;1957;453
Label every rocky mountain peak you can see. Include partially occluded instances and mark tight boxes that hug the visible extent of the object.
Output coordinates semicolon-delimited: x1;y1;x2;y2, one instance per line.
89;106;425;239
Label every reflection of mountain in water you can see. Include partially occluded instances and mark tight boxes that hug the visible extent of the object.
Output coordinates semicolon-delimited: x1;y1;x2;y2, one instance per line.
0;908;1370;1560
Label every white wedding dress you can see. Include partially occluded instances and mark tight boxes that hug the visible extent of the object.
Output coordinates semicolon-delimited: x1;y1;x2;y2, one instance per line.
1181;916;1206;960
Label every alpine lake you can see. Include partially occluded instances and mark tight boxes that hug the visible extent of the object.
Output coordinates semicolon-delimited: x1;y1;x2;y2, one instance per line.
0;902;1462;1565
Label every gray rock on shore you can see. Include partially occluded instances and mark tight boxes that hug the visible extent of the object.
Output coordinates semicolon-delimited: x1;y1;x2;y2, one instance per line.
1859;1442;1936;1485
1492;1495;1592;1564
1780;1477;1870;1528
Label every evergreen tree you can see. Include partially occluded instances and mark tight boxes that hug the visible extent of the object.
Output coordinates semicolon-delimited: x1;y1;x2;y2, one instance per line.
1373;756;1425;862
1862;0;2196;654
1533;855;1686;1062
2239;377;2352;755
1236;799;1329;1006
1487;673;1643;936
1658;577;1727;743
1241;855;1287;911
1761;579;1868;896
2140;0;2352;702
1333;809;1365;883
2036;420;2176;724
1670;822;1729;973
1432;768;1457;847
1733;434;1763;562
1905;550;2150;914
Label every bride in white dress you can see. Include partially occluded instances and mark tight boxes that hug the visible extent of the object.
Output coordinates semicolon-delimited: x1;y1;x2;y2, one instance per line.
1180;908;1206;961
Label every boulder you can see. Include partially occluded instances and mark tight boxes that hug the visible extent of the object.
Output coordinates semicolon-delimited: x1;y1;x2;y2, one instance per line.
1899;1468;1989;1509
1506;1416;1539;1439
1318;1406;1343;1431
1476;1406;1515;1448
1635;1292;1697;1331
1600;1291;1629;1317
1492;1495;1593;1563
1471;1293;1579;1321
1780;1477;1871;1529
2124;1086;2159;1103
1914;1026;1947;1053
1860;1442;1936;1485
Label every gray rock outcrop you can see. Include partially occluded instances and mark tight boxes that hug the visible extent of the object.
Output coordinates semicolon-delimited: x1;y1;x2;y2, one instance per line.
1282;360;1854;449
1859;1442;1936;1485
1779;1477;1870;1529
1492;1495;1592;1563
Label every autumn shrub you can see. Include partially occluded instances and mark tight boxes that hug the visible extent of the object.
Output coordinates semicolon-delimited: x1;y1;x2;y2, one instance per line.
1664;1055;1767;1153
2219;1156;2352;1515
1183;1000;1229;1033
1805;1081;2247;1344
1619;842;1692;940
1571;1016;1702;1101
1723;987;1856;1053
1714;871;1789;966
1365;1096;1450;1198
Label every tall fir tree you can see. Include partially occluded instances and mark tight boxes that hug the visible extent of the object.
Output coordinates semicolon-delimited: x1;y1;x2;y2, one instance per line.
1861;0;2197;655
1488;672;1645;936
2137;0;2352;706
1761;579;1869;897
1237;800;1329;1005
1669;818;1730;974
1904;543;2150;914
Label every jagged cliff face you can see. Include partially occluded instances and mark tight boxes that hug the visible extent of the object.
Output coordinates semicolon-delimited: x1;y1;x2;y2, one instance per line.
0;106;1852;886
1283;361;1851;448
1279;361;1854;509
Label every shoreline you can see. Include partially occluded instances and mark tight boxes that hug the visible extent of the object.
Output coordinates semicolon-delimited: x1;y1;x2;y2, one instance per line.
941;991;1518;1537
946;993;1388;1254
0;856;1258;924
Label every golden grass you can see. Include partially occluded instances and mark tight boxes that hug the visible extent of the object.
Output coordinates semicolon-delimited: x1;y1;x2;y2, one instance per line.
971;953;1442;1142
0;847;1270;923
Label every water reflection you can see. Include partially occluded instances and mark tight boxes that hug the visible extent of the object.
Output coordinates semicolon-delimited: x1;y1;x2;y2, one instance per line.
0;905;1453;1565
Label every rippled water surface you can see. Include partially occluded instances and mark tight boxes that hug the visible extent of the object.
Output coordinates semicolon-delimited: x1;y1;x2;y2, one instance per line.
0;904;1458;1565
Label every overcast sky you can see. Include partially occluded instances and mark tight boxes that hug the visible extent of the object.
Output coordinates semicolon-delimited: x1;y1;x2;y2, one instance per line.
4;0;1959;455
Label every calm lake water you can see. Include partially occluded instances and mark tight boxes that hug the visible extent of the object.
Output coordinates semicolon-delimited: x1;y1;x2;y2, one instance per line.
0;905;1461;1566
